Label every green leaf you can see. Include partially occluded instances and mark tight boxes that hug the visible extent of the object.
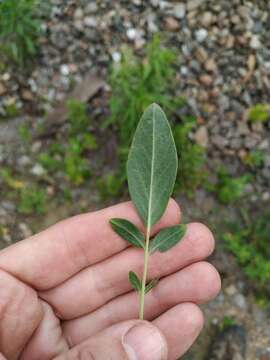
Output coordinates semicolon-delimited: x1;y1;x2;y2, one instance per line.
145;278;158;293
129;271;141;292
150;224;186;253
110;218;145;248
127;103;178;228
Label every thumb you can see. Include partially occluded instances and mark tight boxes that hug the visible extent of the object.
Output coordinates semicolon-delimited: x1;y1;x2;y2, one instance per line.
57;320;168;360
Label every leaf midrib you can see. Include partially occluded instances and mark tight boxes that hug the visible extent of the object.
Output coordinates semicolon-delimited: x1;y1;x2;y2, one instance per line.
152;228;180;252
112;220;144;246
147;105;156;231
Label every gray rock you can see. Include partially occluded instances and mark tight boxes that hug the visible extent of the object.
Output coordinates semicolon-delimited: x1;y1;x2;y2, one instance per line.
31;142;42;153
212;135;229;149
199;73;213;86
254;21;263;33
164;16;180;31
51;5;62;17
84;3;98;13
159;1;172;10
190;60;201;72
262;191;270;201
2;73;10;81
111;51;121;63
173;3;186;19
187;0;206;12
195;28;208;42
31;164;46;177
244;136;258;149
225;284;237;296
237;5;249;18
230;138;243;150
84;16;97;28
126;28;138;40
50;30;69;50
200;11;213;27
74;8;84;20
195;47;208;63
0;207;7;218
150;0;160;7
0;145;5;163
194;126;209;148
252;306;269;325
237;122;250;136
18;222;33;239
250;35;262;49
251;121;264;133
147;13;158;32
74;20;84;32
232;294;247;310
180;66;189;76
1;201;15;212
60;64;70;76
205;58;217;72
264;154;270;167
262;167;270;179
17;155;31;167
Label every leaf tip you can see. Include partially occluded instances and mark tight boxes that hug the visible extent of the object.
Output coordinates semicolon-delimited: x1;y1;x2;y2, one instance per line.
148;102;162;112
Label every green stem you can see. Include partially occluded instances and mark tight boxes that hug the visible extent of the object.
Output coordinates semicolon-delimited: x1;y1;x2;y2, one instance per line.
139;227;151;320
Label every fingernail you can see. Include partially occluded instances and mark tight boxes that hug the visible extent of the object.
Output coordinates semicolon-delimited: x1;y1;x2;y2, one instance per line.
122;323;167;360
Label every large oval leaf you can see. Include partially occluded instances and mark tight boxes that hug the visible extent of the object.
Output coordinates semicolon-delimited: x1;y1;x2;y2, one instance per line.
127;103;178;228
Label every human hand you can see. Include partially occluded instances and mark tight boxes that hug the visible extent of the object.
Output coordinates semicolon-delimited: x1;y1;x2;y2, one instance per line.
0;200;220;360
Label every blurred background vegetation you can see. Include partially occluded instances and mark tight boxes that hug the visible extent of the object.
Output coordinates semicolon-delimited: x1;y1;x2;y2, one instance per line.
0;0;269;359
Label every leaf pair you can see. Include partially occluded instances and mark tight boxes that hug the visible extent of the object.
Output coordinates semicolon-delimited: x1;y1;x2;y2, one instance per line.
129;271;158;294
110;218;186;254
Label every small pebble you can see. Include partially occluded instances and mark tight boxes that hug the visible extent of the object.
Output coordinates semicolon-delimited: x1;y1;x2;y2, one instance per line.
173;3;186;19
164;16;180;31
112;52;121;62
60;64;70;76
84;16;97;28
126;28;137;40
195;28;208;42
31;164;46;177
250;35;261;49
199;74;213;86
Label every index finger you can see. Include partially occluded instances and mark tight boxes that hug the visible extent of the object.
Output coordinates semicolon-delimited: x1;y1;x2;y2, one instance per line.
0;200;181;290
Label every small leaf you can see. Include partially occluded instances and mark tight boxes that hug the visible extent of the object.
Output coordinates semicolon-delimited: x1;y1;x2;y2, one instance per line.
127;103;178;228
145;278;159;294
110;218;145;248
150;224;186;253
129;271;141;292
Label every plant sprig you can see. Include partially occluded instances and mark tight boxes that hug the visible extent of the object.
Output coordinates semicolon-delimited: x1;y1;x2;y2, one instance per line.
110;103;186;319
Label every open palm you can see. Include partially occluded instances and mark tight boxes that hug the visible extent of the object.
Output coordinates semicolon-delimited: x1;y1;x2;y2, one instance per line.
0;200;220;360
